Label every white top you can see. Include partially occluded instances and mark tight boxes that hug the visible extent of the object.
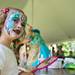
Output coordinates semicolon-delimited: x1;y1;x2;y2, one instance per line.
0;44;18;75
19;44;27;67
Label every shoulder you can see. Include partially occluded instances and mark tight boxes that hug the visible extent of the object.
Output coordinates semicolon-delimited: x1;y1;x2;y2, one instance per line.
0;44;6;57
0;45;6;70
0;44;6;56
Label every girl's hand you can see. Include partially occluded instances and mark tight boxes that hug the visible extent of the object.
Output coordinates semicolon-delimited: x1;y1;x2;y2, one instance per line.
17;39;30;45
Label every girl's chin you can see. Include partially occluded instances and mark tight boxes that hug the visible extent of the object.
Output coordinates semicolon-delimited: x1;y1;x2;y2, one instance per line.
9;30;23;39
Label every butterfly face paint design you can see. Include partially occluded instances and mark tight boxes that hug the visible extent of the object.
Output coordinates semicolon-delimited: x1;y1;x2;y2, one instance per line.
5;11;20;32
4;9;26;39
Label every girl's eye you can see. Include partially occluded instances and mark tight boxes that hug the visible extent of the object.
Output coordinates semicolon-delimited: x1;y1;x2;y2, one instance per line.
13;18;19;23
13;17;19;22
21;22;25;27
14;20;19;23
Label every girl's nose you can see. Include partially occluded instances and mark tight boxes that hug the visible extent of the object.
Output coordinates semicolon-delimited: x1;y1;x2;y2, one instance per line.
17;22;22;29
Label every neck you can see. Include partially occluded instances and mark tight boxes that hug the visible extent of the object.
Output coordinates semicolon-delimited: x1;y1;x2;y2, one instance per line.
0;35;12;48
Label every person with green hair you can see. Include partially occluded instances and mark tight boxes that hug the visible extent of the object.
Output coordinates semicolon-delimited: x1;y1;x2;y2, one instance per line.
26;25;51;69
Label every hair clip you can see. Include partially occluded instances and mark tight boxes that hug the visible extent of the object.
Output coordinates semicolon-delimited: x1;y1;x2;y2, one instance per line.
2;8;9;14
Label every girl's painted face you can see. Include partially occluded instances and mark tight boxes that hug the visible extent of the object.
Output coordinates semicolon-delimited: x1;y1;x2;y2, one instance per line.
4;9;27;40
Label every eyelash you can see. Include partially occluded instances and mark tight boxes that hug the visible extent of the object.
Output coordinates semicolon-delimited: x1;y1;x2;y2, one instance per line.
14;20;19;23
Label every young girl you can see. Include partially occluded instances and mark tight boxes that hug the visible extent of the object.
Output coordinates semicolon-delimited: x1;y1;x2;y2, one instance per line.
0;8;33;75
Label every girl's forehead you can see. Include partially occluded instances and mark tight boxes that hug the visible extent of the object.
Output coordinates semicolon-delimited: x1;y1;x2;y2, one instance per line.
6;9;27;26
8;9;25;20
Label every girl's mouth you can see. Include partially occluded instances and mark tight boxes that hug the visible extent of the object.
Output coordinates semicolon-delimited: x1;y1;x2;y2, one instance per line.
13;29;21;35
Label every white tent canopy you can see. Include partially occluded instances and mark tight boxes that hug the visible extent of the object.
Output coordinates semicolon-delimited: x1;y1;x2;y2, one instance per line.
32;0;75;43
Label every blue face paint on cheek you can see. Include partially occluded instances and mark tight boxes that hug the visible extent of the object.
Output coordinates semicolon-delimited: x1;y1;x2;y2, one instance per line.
5;12;21;32
5;19;14;32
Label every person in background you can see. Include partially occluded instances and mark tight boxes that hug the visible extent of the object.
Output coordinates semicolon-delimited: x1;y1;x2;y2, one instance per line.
25;25;51;69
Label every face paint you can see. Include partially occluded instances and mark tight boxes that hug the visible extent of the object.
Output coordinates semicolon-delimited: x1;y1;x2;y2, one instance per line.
3;9;27;43
5;11;21;33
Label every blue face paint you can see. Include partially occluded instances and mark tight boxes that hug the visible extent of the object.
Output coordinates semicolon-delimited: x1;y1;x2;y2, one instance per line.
5;12;21;32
